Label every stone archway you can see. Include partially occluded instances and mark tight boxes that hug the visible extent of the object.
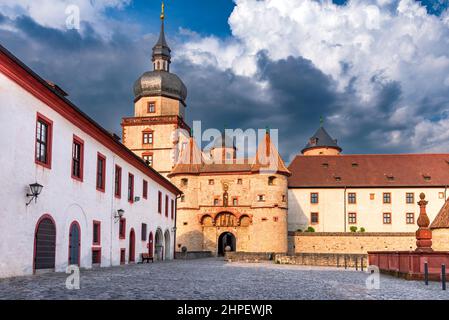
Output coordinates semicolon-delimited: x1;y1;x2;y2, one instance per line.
155;228;164;261
164;230;171;260
217;232;236;256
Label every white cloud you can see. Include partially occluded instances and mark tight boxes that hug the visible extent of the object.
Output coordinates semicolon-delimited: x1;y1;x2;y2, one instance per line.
0;0;130;35
177;0;449;152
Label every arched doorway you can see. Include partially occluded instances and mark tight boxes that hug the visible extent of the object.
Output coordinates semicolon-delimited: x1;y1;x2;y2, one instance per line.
34;215;56;272
68;221;81;266
155;228;164;261
129;229;135;263
148;232;154;257
164;230;171;260
218;232;236;256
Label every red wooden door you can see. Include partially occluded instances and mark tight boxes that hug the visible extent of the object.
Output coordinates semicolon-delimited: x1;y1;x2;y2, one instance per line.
129;229;135;262
148;232;154;257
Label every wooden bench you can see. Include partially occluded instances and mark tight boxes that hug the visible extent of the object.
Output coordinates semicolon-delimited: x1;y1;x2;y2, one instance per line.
140;253;154;263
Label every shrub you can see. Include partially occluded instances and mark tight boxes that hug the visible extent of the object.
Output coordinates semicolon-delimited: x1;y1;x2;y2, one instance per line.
359;227;366;233
305;226;315;232
350;226;358;232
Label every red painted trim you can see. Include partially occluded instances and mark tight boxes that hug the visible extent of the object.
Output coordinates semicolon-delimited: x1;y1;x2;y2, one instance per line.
310;212;319;225
142;130;154;146
93;220;101;246
347;192;357;204
383;212;392;224
0;47;181;195
165;195;169;217
96;152;106;192
158;191;162;214
71;134;84;182
147;101;156;114
129;228;136;263
67;220;81;267
32;214;56;274
143;179;148;199
128;173;134;203
348;212;357;225
119;217;126;239
120;248;126;264
114;165;122;199
35;112;53;169
383;192;392;204
91;247;101;264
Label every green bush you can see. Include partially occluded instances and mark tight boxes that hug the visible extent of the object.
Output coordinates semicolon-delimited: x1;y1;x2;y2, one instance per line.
359;227;366;233
349;226;358;232
305;226;315;232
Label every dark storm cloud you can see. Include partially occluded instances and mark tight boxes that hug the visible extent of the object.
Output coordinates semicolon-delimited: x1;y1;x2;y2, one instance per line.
0;14;410;163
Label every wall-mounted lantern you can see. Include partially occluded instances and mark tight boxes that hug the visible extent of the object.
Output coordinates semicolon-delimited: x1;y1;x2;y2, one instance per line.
114;209;125;222
134;196;140;203
26;183;43;206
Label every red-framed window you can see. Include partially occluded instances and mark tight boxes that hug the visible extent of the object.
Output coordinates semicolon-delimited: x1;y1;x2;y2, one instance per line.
141;223;147;241
348;192;356;204
311;212;319;224
71;135;84;181
147;102;156;113
158;191;162;214
119;218;126;239
120;249;126;265
143;153;153;166
92;247;101;265
165;195;169;217
96;153;106;192
114;165;122;198
143;180;148;199
383;212;392;224
142;131;154;145
348;212;357;224
406;212;415;224
128;173;134;203
35;113;53;169
93;220;101;245
171;199;174;219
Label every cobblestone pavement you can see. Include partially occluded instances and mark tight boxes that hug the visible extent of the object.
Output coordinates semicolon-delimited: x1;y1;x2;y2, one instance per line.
0;258;447;300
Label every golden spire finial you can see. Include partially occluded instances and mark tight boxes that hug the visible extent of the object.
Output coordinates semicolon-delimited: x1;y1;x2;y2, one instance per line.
160;1;165;20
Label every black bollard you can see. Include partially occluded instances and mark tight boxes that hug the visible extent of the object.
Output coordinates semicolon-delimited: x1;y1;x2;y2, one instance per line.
344;256;347;270
361;257;364;272
424;262;429;286
442;264;446;291
355;257;358;271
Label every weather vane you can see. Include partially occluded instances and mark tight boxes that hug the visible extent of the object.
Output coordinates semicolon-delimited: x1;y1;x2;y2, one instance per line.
320;116;324;127
161;1;165;20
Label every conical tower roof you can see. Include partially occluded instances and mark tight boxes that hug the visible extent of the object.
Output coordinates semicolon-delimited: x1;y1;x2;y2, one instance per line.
301;126;342;154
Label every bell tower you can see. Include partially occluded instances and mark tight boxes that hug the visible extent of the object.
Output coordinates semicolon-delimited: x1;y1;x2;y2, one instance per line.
122;2;190;177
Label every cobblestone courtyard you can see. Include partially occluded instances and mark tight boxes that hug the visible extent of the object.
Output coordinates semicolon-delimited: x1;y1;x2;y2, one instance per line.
0;258;447;300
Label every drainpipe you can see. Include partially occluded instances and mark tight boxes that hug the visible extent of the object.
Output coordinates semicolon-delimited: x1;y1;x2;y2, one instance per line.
109;155;117;267
344;186;347;232
173;194;182;259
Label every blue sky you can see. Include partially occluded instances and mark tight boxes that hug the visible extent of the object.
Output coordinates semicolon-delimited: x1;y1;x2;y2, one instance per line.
1;0;449;162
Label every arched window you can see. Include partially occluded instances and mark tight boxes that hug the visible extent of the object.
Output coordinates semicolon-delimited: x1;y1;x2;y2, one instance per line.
268;176;276;185
181;178;188;187
157;61;160;70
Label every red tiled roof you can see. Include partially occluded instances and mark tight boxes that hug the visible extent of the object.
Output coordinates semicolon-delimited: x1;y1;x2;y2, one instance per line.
430;198;449;229
288;154;449;188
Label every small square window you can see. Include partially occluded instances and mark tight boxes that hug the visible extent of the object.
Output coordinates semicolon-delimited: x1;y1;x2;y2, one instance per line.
348;193;356;204
214;198;220;206
311;212;319;224
237;179;242;184
273;217;279;222
383;213;392;224
258;195;266;202
439;192;445;199
209;179;214;185
383;193;391;204
348;213;357;224
406;213;415;224
92;248;101;265
310;193;319;204
406;193;414;204
148;102;156;113
120;249;126;265
370;193;375;200
232;198;238;206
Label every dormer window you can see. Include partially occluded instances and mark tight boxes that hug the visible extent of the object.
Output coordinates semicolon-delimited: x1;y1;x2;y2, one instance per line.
423;174;431;181
334;176;342;182
309;137;318;146
386;174;394;181
352;163;358;168
322;163;329;168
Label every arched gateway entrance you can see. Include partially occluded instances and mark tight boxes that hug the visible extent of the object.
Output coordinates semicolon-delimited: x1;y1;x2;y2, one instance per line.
34;215;56;272
217;232;236;256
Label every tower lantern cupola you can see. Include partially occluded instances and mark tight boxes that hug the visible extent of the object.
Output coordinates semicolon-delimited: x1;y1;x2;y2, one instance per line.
152;1;171;72
301;119;342;156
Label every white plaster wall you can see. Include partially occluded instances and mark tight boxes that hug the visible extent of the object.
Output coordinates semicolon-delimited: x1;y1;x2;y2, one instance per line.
288;187;446;233
0;73;176;278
